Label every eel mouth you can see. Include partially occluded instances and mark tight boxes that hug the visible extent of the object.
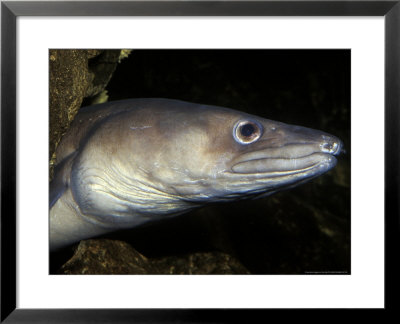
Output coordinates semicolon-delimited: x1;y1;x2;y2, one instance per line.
231;140;342;176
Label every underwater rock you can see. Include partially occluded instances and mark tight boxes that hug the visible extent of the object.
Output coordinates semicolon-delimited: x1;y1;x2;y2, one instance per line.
49;49;130;178
59;239;250;275
49;49;95;163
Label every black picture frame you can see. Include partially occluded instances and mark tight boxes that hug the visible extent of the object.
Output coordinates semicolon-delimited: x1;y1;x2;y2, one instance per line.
1;0;398;322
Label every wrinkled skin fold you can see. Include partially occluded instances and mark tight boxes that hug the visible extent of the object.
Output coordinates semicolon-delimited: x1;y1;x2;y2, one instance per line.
50;98;342;250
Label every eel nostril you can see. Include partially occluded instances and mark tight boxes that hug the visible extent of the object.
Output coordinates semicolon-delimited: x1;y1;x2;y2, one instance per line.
320;139;343;155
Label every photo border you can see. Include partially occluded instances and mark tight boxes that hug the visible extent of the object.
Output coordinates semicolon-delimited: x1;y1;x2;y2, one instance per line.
1;0;399;321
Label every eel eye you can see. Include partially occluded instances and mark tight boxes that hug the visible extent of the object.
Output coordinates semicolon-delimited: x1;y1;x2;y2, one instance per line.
233;120;263;144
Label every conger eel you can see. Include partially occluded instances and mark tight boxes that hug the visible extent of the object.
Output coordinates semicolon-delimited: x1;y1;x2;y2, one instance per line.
50;98;342;251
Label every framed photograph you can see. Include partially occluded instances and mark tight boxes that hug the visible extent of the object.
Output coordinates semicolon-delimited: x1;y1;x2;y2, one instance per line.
1;0;398;321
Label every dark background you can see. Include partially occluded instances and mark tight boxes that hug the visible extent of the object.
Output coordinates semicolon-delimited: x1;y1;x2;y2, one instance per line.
61;50;351;274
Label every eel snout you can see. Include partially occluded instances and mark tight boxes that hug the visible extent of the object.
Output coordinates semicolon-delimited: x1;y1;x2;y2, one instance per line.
231;123;343;176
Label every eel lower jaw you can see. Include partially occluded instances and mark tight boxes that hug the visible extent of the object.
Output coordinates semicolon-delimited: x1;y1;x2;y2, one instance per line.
230;152;337;177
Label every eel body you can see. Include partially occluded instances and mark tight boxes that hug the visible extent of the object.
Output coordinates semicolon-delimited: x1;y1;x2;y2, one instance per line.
50;98;342;250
